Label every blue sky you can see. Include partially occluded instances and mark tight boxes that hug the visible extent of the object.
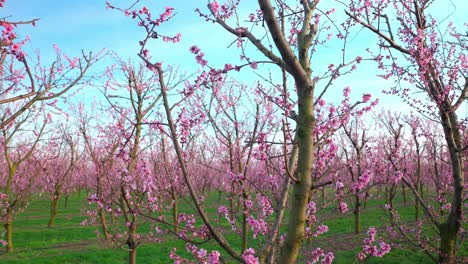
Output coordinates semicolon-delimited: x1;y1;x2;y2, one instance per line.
2;0;467;116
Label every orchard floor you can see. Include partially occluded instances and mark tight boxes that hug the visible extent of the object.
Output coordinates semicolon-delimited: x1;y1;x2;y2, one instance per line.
0;193;466;263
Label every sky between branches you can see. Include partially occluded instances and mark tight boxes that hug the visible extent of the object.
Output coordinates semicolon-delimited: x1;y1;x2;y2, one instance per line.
3;0;467;117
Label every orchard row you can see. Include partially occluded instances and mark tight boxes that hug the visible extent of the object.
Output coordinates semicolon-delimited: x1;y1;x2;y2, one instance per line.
0;0;466;263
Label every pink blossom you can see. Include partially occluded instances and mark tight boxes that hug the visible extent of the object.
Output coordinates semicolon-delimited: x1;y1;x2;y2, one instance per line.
208;251;221;263
335;181;344;189
351;171;372;193
308;248;324;263
313;224;329;237
355;56;363;63
1;240;8;247
242;248;259;264
307;248;334;264
441;203;451;211
393;171;403;184
339;202;349;213
362;93;371;103
197;248;207;258
139;6;149;15
343;86;351;97
246;216;268;239
210;1;219;15
250;61;258;69
357;227;391;260
321;252;334;264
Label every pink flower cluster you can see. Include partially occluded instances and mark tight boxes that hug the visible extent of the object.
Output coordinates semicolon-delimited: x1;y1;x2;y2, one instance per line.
217;205;237;231
184;244;221;264
1;22;16;45
253;132;270;160
256;195;273;218
339;202;349;213
357;227;391;261
209;1;220;15
106;2;181;59
190;45;208;67
246;216;269;239
362;93;371;103
242;248;259;264
313;225;329;237
351;171;372;193
307;248;335;264
0;240;7;247
162;33;181;43
393;171;403;184
176;108;205;145
306;201;317;223
1;21;25;60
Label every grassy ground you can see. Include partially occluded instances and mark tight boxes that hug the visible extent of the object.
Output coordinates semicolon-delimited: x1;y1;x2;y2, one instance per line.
0;191;466;263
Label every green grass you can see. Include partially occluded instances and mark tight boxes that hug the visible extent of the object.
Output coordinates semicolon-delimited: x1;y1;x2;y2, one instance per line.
0;191;466;263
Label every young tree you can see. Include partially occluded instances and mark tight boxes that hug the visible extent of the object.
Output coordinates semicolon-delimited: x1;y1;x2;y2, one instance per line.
341;115;370;234
40;123;80;227
106;1;380;262
83;59;165;264
346;1;466;262
0;108;47;252
79;103;119;241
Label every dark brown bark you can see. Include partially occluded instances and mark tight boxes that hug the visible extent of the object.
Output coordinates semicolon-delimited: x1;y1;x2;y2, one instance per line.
48;195;59;227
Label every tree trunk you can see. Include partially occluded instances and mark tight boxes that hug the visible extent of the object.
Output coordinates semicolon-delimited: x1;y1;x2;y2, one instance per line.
420;183;424;200
99;208;110;240
439;222;456;263
438;111;464;263
64;195;69;209
385;187;389;204
259;139;298;264
129;247;137;264
172;195;178;233
278;83;315;263
48;195;59;227
4;216;13;253
363;191;369;209
354;194;361;234
415;197;420;221
4;166;16;253
401;182;407;205
241;190;249;252
321;187;325;205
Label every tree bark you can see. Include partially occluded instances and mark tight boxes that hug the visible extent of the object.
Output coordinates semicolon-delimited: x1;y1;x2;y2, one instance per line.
354;195;361;234
99;208;110;240
172;195;178;234
278;84;315;263
64;195;69;209
438;111;464;263
48;195;59;227
129;247;137;264
5;216;13;253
